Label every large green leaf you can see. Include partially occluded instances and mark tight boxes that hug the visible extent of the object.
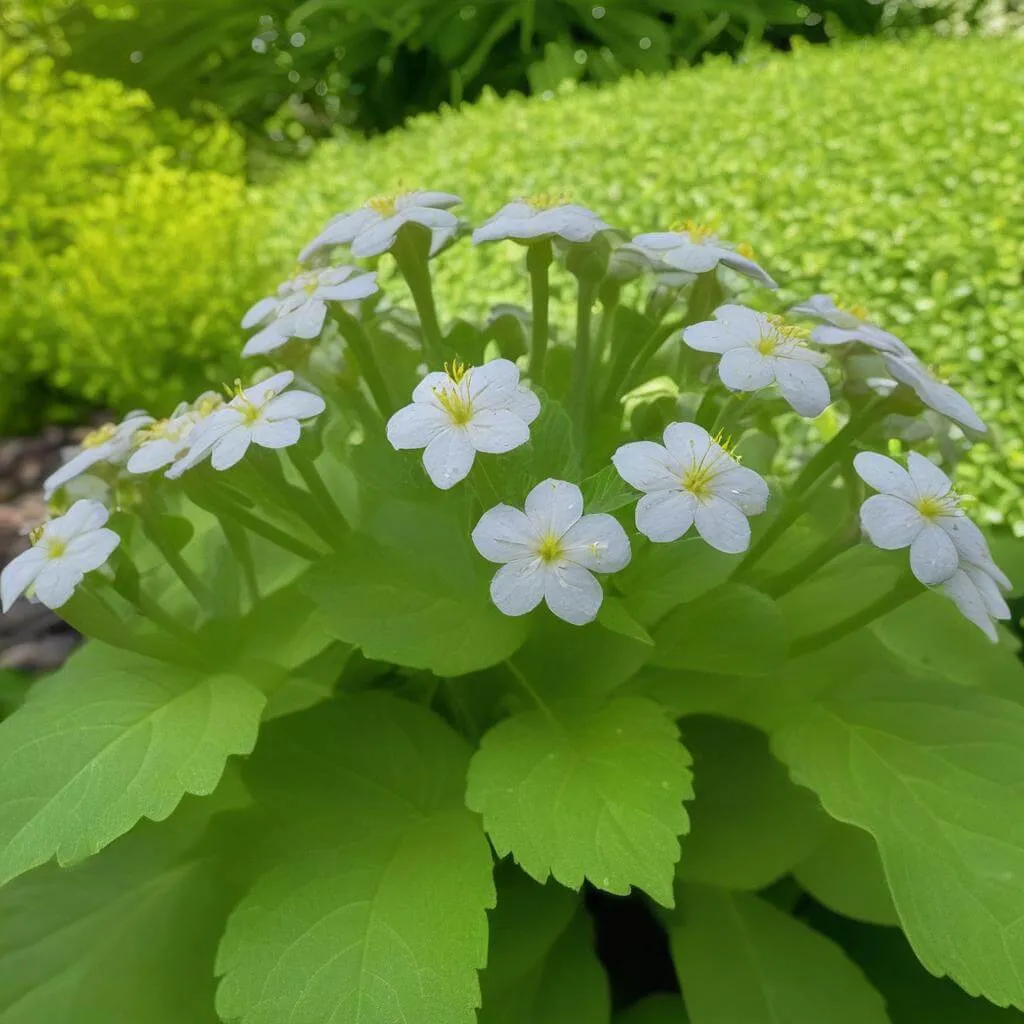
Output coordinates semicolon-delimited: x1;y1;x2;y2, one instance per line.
676;717;826;890
794;816;898;926
304;532;529;676
774;675;1024;1010
651;584;786;676
0;644;264;887
0;800;236;1024
466;697;693;906
216;694;495;1024
615;994;689;1023
668;886;889;1023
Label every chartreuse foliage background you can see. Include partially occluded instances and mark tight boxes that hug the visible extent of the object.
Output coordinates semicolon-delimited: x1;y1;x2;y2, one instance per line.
3;36;1024;528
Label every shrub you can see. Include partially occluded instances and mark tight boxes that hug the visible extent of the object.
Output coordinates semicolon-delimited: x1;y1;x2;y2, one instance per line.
0;42;267;431
266;35;1024;528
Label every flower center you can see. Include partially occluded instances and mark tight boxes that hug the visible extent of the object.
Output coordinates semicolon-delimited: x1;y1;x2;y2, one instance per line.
536;533;564;563
759;316;809;355
756;334;778;357
434;386;472;426
303;280;319;296
681;464;716;500
225;379;269;424
526;191;569;211
367;193;400;217
44;536;67;559
670;219;717;243
194;394;224;417
82;423;116;449
915;492;959;521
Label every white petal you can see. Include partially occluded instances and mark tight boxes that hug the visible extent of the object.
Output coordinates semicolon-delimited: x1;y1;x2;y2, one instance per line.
938;514;999;576
662;422;713;467
682;320;743;355
246;371;295;405
612;441;680;493
398;191;462;210
718;250;777;288
860;494;923;549
466;409;530;454
774;357;831;417
472;505;539;563
241;324;291;357
386;403;448;450
298;209;379;262
525;479;584;538
938;570;998;642
350;215;402;258
467;359;521;410
48;499;110;541
660;241;720;274
412;371;452;404
713;465;769;515
718;347;775;392
317;273;379;303
906;451;954;500
490;558;546;617
279;300;327;340
852;452;917;501
265;391;326;422
811;325;864;346
241;296;279;329
127;438;180;474
252;419;301;449
632;232;684;252
509;385;541;425
1;547;47;613
544;563;604;626
694;495;752;554
211;428;253;471
964;564;1011;620
790;294;848;325
422;427;476;489
885;357;986;433
561;514;631;573
32;562;82;610
910;522;959;586
63;528;120;572
43;447;108;499
635;489;697;543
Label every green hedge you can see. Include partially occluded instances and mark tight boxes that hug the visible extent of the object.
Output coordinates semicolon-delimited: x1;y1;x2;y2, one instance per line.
267;35;1024;529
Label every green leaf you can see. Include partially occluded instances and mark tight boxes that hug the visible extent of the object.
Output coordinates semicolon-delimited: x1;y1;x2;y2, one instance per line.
582;464;639;514
676;717;826;890
615;994;689;1023
496;397;579;503
598;597;654;646
0;803;235;1024
304;533;529;676
0;643;264;887
652;584;786;676
668;886;889;1024
617;537;736;625
466;696;693;906
774;674;1024;1010
216;694;495;1024
794;816;898;926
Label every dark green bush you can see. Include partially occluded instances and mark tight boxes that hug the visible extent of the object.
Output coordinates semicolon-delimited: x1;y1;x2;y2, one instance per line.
266;35;1024;529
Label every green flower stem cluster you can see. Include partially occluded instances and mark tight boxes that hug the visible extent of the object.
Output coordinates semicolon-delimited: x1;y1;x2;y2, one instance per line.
0;188;1021;1024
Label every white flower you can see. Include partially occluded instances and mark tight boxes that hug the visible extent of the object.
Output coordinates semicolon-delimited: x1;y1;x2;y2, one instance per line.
613;422;769;553
472;479;631;626
854;451;997;587
126;393;224;475
683;304;831;417
937;563;1012;642
386;359;540;490
609;242;694;288
1;500;119;612
472;198;611;245
631;225;777;288
790;294;985;433
299;191;462;262
169;371;326;476
241;266;379;357
43;412;154;500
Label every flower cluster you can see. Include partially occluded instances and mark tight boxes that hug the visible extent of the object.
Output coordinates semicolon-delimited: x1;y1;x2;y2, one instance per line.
2;187;1011;648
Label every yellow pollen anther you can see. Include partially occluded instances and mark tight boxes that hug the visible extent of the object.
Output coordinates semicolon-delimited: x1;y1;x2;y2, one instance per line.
765;315;810;343
681;464;715;500
756;335;778;356
712;428;740;460
194;394;224;417
670;218;718;242
526;190;571;210
45;537;67;559
735;241;757;260
81;423;116;449
537;533;563;563
915;492;959;520
29;525;45;545
444;359;468;384
366;193;400;217
836;299;871;322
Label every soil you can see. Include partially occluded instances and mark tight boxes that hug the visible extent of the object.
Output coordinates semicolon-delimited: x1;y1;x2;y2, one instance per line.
0;426;90;674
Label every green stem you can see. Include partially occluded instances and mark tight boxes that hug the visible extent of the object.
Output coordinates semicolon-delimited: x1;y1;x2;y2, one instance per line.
790;572;921;657
332;306;394;417
220;515;260;608
257;455;338;544
760;530;858;598
569;276;597;445
505;660;556;724
736;397;889;576
110;570;193;642
393;230;444;362
138;506;210;611
527;239;553;385
471;459;502;511
607;319;681;405
710;392;743;436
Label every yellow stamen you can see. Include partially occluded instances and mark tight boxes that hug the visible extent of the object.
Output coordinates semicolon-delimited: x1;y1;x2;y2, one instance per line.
29;525;45;545
837;299;871;322
712;428;741;461
526;190;571;210
681;463;715;500
444;359;468;384
735;241;757;260
194;394;224;417
537;533;564;563
224;379;269;423
366;193;399;217
81;423;116;449
45;537;67;559
434;386;472;426
915;491;960;521
669;218;718;242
